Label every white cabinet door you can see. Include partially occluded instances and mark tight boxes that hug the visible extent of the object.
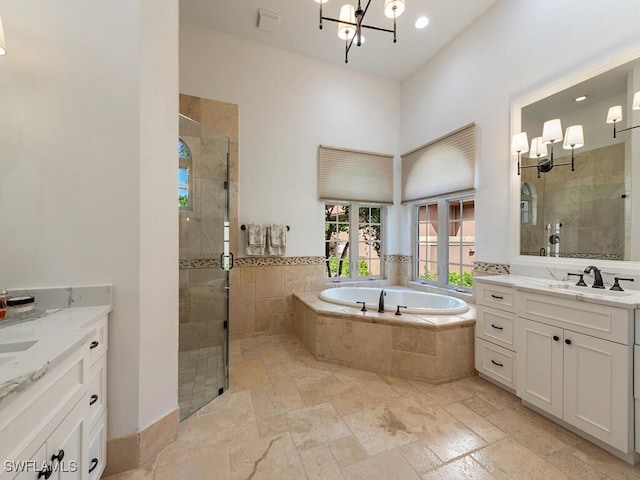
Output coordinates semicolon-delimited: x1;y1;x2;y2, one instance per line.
564;331;632;453
516;318;563;418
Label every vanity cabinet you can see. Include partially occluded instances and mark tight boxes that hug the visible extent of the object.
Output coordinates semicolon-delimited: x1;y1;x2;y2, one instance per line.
0;311;109;480
515;292;634;454
474;282;517;390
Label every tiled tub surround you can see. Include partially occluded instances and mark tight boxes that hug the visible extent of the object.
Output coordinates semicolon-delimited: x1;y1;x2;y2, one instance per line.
293;292;476;384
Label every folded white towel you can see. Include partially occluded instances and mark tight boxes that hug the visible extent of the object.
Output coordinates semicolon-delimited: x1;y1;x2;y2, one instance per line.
267;224;287;256
246;223;265;256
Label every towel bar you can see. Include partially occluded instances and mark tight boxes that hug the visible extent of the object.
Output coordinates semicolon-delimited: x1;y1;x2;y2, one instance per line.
241;224;290;231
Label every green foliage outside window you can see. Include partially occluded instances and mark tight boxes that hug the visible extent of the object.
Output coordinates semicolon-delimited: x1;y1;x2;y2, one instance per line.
179;195;188;207
420;270;473;288
327;257;371;277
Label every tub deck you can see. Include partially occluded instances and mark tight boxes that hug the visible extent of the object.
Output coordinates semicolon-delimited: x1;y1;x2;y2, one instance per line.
293;292;477;384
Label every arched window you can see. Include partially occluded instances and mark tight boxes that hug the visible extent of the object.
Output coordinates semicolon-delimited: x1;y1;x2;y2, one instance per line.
521;182;537;225
178;137;192;210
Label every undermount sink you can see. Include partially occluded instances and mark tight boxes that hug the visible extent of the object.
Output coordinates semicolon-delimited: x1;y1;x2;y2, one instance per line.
0;340;38;354
550;284;633;297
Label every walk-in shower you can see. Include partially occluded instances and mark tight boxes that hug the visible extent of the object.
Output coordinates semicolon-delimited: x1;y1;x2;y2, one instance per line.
178;114;230;420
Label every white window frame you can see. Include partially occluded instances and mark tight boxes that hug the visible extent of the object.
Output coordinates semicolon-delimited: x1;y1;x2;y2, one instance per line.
413;194;475;292
325;202;385;281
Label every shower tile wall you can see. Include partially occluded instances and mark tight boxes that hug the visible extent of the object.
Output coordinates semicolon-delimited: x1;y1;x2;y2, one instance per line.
179;95;239;352
520;143;625;258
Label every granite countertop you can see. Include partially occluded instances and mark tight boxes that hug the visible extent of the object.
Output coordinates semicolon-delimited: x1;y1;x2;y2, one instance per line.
475;274;640;309
0;305;111;404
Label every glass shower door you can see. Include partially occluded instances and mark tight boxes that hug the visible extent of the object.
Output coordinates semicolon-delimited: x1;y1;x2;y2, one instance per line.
178;114;230;420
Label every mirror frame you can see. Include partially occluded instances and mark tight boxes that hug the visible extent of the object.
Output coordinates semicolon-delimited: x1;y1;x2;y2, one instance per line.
509;43;640;272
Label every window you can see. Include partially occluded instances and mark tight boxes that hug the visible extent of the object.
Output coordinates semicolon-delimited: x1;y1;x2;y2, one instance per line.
178;137;192;210
415;195;475;290
325;203;383;279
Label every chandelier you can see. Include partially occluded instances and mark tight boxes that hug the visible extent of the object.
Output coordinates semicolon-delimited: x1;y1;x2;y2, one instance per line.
314;0;405;63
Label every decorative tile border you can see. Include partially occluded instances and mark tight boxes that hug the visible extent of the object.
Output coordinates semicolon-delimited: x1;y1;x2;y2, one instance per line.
473;262;510;275
385;254;412;263
180;256;325;269
521;252;622;260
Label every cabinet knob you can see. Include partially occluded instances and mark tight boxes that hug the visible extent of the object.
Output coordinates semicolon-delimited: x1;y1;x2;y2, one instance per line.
565;339;572;345
89;458;99;474
553;335;559;342
51;449;65;464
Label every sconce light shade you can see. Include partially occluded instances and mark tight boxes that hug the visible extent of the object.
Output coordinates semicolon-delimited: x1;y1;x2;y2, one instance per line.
384;0;405;18
563;125;584;150
529;137;548;158
314;0;330;3
0;14;6;56
542;119;563;144
338;4;356;40
511;132;529;154
607;105;623;123
633;91;640;111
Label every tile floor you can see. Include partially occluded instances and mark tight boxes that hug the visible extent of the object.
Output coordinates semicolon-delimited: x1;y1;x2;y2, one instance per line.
107;334;640;480
178;345;225;420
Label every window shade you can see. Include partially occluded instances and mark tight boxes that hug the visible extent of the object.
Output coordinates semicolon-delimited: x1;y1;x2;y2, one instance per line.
401;123;476;204
318;145;394;204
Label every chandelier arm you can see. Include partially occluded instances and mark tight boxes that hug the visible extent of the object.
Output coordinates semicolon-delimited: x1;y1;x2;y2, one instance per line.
360;24;395;33
615;124;640;135
345;34;356;64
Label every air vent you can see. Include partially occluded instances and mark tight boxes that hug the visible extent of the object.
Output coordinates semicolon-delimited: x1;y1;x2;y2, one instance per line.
257;9;281;34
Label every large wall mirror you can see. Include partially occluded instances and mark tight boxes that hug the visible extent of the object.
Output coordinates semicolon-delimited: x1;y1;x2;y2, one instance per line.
512;50;640;262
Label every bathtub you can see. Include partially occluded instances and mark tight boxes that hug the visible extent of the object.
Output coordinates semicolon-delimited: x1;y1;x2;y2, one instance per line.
319;286;469;315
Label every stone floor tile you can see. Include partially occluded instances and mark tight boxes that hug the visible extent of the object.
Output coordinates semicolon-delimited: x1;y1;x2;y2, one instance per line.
154;448;228;480
461;395;500;417
472;438;570;480
228;359;272;392
251;382;305;418
421;456;498;480
256;414;290;438
299;445;345;480
343;405;418;456
228;433;306;480
284;402;351;451
444;402;507;444
342;451;420;480
328;435;369;467
397;441;443;476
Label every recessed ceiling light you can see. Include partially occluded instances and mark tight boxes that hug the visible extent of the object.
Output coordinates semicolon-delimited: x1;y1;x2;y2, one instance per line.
415;16;429;29
574;95;588;102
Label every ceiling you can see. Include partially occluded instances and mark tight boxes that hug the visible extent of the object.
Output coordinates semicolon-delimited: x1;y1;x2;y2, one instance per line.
179;0;500;81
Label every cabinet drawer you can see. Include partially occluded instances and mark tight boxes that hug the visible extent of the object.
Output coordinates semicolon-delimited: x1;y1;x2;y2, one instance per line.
88;354;107;428
635;345;640;400
475;282;514;311
87;315;108;366
475;338;516;390
477;306;515;350
88;410;107;480
516;291;632;344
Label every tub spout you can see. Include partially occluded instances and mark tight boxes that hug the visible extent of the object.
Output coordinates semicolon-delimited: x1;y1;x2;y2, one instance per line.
378;289;386;313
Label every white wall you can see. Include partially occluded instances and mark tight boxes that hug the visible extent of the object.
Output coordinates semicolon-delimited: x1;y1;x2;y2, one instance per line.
179;24;402;255
0;0;178;437
400;0;640;263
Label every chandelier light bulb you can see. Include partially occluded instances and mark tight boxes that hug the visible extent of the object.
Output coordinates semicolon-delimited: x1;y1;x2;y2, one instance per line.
384;0;405;18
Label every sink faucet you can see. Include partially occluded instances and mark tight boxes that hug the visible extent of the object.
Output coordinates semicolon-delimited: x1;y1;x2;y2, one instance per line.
378;289;386;313
584;266;605;289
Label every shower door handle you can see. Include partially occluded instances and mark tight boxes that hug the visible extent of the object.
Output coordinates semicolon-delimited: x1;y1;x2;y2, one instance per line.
220;252;234;270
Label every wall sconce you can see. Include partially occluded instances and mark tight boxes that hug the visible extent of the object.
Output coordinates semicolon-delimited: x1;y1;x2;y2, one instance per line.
513;119;584;178
315;0;404;64
606;91;640;138
0;13;7;56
